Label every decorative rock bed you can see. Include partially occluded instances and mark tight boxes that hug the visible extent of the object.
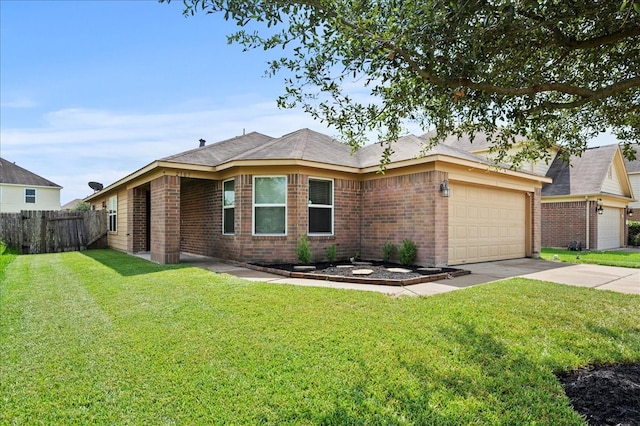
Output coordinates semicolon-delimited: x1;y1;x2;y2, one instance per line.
247;261;470;286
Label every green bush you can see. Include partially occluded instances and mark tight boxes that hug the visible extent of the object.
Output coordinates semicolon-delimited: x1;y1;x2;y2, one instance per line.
398;239;417;265
382;242;398;263
325;244;337;263
296;234;312;264
629;221;640;246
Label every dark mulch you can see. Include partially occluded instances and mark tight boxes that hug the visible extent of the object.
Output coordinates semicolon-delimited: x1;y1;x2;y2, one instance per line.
558;363;640;426
256;261;462;280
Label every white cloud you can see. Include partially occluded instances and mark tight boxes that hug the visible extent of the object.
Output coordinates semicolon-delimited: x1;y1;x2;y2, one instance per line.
0;96;39;109
0;101;337;204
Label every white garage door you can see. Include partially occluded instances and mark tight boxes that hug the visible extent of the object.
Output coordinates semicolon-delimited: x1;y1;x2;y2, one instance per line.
449;184;526;265
597;207;621;250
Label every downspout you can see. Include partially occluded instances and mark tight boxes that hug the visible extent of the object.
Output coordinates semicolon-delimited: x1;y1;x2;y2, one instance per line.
585;196;590;250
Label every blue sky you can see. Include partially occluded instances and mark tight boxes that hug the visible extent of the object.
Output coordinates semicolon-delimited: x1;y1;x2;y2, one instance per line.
1;0;339;204
1;1;617;205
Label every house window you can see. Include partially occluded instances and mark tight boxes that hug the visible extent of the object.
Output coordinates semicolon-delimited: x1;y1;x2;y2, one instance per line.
108;195;117;232
253;176;286;235
308;178;333;234
25;188;36;204
223;179;235;234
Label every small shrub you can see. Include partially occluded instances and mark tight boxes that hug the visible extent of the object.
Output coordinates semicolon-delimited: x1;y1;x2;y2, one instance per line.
398;239;417;265
382;242;398;263
74;202;92;211
325;244;337;263
628;221;640;246
296;234;312;264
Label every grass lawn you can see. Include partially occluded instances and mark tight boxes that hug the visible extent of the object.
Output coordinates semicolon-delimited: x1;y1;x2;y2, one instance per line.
540;247;640;268
1;249;639;425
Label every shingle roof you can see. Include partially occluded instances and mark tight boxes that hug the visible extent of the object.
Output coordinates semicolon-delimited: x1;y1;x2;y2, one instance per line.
161;129;497;170
542;145;619;196
420;131;527;153
162;132;275;166
233;128;360;167
623;143;640;174
357;134;494;168
0;157;61;188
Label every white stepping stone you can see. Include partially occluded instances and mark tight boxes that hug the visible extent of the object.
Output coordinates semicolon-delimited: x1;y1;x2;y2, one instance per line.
294;265;316;271
352;269;374;275
386;267;412;273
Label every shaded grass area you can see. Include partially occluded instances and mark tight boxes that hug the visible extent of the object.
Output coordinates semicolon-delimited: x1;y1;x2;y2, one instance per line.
1;249;639;424
541;247;640;268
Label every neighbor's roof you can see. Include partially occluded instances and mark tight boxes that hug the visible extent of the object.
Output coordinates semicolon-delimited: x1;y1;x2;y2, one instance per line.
542;145;619;196
623;143;640;174
0;157;61;188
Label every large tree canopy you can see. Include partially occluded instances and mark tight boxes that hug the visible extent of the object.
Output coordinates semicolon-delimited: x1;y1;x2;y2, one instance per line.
162;0;640;166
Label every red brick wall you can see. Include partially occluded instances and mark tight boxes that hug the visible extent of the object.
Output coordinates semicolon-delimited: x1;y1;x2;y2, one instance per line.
150;175;180;264
179;178;219;256
360;170;447;266
541;201;598;249
217;174;361;264
127;186;148;253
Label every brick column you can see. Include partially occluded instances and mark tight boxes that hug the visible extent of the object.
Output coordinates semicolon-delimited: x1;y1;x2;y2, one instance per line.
432;171;449;266
150;175;181;264
531;188;542;258
127;187;148;253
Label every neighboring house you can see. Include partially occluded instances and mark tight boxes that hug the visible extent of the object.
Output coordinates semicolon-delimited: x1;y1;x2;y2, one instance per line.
541;145;634;250
0;157;61;213
623;144;640;211
61;199;83;210
84;129;550;266
434;135;636;250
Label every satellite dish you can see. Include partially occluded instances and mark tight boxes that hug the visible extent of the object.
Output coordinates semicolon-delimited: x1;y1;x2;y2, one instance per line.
88;181;103;192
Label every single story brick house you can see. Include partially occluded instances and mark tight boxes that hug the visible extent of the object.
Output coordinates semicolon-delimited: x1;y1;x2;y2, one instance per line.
84;129;550;266
437;135;636;250
541;145;634;250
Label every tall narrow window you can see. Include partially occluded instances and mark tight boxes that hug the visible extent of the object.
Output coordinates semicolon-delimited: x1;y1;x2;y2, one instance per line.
25;188;36;204
223;179;235;234
253;176;286;235
108;195;117;232
309;178;333;234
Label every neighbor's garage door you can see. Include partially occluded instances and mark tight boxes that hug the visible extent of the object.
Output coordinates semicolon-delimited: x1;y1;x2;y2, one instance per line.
448;184;526;265
597;207;621;250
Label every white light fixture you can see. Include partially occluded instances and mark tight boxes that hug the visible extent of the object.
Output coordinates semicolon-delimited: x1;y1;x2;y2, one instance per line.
596;199;604;215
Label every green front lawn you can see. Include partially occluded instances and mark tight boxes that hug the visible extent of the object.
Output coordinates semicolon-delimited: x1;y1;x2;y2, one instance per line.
2;250;639;424
541;248;640;268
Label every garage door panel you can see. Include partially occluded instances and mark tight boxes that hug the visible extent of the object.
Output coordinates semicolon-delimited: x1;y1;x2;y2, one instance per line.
449;183;526;265
597;208;621;250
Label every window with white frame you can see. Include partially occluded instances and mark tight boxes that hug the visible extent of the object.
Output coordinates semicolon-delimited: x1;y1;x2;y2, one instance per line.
108;195;117;232
223;179;235;234
308;178;333;234
253;176;286;235
25;188;36;204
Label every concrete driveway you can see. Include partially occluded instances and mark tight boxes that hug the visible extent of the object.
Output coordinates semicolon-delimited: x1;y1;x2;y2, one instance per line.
179;254;639;297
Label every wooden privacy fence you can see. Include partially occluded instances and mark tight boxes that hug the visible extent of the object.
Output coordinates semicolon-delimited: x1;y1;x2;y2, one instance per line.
0;210;108;254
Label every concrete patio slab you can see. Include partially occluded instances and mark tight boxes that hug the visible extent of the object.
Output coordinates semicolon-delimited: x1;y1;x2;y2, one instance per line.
521;264;640;291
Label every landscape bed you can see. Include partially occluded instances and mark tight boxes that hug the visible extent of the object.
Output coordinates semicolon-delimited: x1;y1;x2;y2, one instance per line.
247;261;470;285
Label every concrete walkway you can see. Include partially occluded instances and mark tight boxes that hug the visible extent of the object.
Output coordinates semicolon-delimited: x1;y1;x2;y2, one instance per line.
176;254;639;296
